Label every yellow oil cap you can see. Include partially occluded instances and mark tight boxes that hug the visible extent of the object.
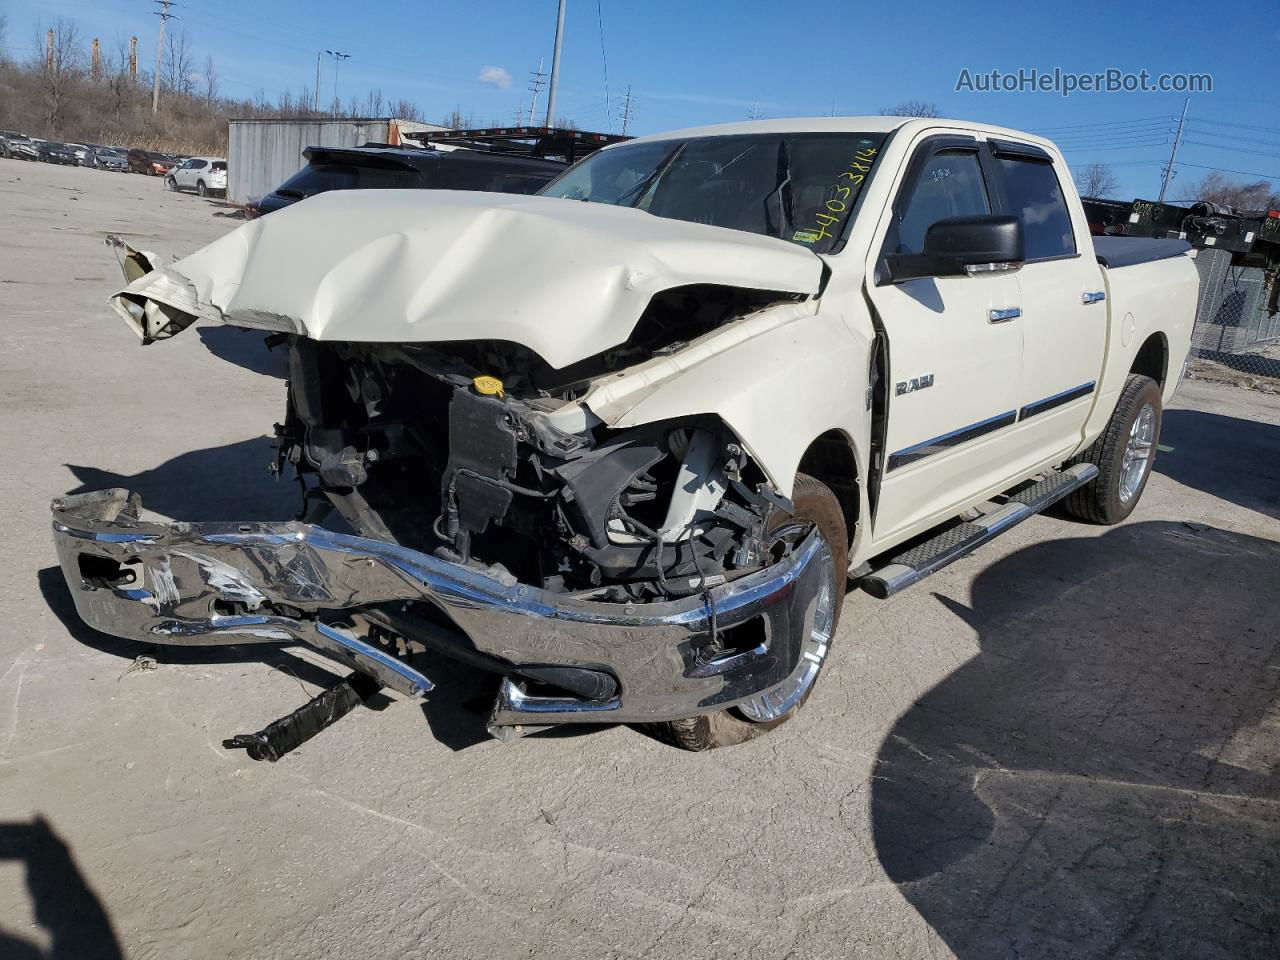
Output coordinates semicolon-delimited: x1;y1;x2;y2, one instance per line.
472;375;505;398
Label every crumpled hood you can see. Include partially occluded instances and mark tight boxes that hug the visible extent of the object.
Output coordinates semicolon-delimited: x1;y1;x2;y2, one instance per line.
111;189;824;369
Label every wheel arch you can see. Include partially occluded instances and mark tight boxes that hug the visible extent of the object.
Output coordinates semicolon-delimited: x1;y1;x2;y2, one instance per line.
797;429;860;551
1130;331;1169;387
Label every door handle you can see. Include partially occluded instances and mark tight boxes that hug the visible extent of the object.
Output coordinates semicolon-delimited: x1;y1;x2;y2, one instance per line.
1082;291;1106;304
988;307;1021;323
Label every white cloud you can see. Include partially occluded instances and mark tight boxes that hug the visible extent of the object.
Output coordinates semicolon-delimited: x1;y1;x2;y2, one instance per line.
478;66;512;90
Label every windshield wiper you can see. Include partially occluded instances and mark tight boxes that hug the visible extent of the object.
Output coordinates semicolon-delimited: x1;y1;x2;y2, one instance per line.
763;139;793;239
614;141;688;209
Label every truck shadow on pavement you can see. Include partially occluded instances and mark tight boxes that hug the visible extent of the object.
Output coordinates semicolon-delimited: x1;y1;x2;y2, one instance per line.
196;325;288;378
1156;407;1280;520
871;520;1280;959
0;816;124;960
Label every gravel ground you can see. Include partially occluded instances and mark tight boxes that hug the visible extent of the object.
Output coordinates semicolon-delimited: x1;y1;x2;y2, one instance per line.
1;158;1278;960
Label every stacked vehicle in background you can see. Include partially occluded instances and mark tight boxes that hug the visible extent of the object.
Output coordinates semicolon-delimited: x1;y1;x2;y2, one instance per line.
248;144;563;217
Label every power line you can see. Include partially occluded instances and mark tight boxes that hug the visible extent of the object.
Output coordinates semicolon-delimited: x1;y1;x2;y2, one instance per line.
1182;128;1280;150
1158;97;1190;202
620;85;635;135
595;0;611;132
1175;161;1280;180
1182;140;1280;160
1186;116;1280;137
526;59;546;125
1059;142;1171;152
1052;134;1172;147
1034;115;1172;133
151;0;178;114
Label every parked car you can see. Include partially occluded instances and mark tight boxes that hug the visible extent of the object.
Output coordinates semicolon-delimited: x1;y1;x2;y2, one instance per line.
91;147;129;172
67;143;93;166
127;148;179;176
0;132;40;161
57;117;1197;755
250;145;562;217
165;156;227;197
36;141;79;165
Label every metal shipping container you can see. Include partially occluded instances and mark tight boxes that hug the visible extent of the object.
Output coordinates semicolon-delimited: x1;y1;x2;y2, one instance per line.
226;117;446;205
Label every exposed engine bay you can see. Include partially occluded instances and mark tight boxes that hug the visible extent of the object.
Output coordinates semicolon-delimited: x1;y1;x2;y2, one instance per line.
274;302;797;603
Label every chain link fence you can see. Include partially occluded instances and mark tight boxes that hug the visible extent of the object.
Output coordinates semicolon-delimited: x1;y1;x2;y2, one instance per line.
1187;247;1280;393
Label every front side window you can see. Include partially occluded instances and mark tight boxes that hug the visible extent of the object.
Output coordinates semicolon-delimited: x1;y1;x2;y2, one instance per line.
893;149;990;255
996;156;1075;259
538;133;885;253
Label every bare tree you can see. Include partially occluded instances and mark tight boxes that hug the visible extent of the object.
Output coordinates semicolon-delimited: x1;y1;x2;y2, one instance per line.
363;89;385;117
105;39;135;122
161;29;193;95
879;100;940;118
391;98;423;122
441;106;473;128
1075;162;1120;199
33;19;84;129
201;55;218;105
1178;171;1277;211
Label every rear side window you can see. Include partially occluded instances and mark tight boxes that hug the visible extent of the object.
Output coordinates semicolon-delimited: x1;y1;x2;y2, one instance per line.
276;163;423;196
996;156;1075;260
497;172;556;194
211;161;226;172
894;149;990;254
423;163;502;191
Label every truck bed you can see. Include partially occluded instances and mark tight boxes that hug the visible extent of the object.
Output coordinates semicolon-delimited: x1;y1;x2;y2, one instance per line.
1093;235;1192;269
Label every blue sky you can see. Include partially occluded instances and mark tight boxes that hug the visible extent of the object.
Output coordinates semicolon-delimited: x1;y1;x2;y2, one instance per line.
5;0;1278;198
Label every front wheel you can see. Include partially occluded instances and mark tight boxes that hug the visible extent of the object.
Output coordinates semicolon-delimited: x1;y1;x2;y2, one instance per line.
197;180;207;197
645;473;848;751
1062;373;1162;524
166;176;178;191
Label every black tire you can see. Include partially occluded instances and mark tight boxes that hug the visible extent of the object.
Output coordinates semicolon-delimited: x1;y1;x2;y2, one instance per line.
1061;374;1162;525
643;473;848;751
197;180;207;197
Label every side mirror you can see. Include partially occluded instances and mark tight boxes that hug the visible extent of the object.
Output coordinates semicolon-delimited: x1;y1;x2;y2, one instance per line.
882;215;1025;283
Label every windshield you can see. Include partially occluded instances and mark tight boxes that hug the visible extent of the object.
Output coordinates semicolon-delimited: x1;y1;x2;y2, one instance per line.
538;132;884;253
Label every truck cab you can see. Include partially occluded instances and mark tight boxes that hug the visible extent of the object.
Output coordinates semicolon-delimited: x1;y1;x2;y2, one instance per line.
54;116;1199;753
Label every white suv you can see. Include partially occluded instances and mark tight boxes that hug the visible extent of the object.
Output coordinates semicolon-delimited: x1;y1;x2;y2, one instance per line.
166;157;227;197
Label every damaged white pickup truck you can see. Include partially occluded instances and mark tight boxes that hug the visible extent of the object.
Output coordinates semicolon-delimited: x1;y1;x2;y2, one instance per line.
53;117;1197;752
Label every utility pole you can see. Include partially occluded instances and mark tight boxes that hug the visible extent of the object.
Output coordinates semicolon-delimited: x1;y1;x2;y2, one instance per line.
1158;97;1190;202
129;36;138;82
91;38;101;81
620;85;634;135
314;52;322;112
45;29;53;68
151;0;177;114
545;0;566;126
325;50;351;118
526;58;546;125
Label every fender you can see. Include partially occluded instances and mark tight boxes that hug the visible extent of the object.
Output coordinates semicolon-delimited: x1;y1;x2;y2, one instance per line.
583;306;874;502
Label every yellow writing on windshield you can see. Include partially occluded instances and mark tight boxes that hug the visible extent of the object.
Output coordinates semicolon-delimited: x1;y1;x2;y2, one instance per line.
794;144;879;246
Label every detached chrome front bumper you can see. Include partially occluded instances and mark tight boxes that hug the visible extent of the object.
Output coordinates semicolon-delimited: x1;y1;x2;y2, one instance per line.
51;489;829;728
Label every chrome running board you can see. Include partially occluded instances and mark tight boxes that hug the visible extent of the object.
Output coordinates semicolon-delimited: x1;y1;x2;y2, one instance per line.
860;463;1099;599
